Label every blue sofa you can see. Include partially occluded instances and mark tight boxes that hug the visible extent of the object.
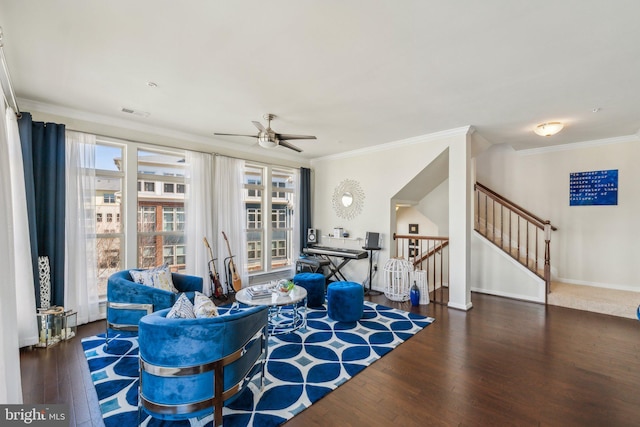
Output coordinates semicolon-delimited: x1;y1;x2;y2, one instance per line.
138;305;269;426
105;269;203;345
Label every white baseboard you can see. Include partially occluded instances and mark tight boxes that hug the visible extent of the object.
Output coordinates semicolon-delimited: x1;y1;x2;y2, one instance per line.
555;277;640;293
471;287;545;304
448;301;473;311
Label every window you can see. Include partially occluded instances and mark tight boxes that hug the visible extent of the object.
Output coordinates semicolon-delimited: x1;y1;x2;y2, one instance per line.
95;143;124;299
92;141;188;301
244;164;296;274
272;207;287;229
164;243;186;266
247;207;262;229
137;149;186;272
163;207;185;232
138;206;156;232
272;240;287;258
248;241;262;262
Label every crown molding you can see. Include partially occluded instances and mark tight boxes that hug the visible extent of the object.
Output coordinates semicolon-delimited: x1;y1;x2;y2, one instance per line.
312;125;472;163
17;98;309;165
18;98;218;145
517;133;640;156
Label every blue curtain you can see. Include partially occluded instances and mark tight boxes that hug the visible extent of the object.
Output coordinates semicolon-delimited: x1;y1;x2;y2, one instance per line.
299;167;311;252
17;112;66;308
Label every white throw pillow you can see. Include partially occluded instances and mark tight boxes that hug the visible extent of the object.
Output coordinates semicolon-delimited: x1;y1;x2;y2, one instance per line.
166;293;196;319
193;291;219;318
129;263;178;293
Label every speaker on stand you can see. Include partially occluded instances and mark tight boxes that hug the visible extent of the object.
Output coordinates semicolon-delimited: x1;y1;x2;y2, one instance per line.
307;228;317;246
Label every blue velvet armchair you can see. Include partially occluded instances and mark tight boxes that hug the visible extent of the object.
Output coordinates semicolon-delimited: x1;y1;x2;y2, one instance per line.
105;269;203;345
137;305;269;427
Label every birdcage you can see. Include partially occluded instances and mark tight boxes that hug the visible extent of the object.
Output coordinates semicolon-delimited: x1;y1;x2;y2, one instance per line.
383;257;412;302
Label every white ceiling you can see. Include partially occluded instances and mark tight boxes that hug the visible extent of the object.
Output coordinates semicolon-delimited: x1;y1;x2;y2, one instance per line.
2;1;640;160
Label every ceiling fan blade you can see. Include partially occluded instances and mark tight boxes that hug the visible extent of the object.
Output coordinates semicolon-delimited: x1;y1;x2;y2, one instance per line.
278;140;303;152
252;121;266;132
277;133;317;141
214;133;258;138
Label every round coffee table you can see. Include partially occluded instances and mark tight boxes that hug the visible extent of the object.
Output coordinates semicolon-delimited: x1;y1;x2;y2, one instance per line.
235;285;308;335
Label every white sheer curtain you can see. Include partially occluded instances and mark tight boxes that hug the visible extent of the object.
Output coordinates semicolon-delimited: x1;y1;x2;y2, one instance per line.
0;104;25;403
65;131;100;325
214;155;248;290
185;151;215;295
7;106;38;347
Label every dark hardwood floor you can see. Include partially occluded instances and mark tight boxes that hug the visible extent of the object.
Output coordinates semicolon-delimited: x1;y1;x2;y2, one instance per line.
20;292;640;426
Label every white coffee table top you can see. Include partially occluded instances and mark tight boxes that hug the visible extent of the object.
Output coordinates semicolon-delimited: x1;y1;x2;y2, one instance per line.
236;284;307;307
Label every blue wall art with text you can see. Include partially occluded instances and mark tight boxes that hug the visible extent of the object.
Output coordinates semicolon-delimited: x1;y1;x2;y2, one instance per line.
569;169;618;206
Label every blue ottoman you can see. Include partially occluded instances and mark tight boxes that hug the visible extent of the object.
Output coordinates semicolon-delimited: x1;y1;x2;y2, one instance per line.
327;281;364;322
294;272;326;307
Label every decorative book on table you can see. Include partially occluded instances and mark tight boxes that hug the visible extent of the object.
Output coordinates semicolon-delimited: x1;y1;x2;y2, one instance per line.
246;284;274;299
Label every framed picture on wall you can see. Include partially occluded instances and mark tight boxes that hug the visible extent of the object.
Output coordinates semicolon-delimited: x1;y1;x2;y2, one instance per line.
409;223;419;234
408;238;419;258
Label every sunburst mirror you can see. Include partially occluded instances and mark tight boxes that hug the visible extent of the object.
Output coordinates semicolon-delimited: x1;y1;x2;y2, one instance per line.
332;179;365;220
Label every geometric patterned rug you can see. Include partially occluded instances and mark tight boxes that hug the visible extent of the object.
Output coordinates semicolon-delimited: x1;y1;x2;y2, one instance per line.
82;301;434;426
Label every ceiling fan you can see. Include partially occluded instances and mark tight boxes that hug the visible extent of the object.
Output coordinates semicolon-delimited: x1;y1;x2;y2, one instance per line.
214;114;316;153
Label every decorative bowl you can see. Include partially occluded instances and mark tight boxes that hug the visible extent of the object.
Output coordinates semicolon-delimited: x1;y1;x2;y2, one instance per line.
275;280;294;297
276;289;292;297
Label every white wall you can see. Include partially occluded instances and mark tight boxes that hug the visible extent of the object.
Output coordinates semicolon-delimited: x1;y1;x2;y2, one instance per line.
471;232;545;302
396;206;439;237
311;128;471;307
476;137;640;292
417;178;449;235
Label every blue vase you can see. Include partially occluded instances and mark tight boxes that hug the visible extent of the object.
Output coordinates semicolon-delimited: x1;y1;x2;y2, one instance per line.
637;304;640;321
410;284;420;306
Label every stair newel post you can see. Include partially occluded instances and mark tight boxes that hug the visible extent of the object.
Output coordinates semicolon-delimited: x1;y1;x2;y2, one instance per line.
544;221;551;303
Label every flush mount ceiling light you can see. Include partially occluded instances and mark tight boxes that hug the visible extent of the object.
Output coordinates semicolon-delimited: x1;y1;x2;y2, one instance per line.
534;122;564;136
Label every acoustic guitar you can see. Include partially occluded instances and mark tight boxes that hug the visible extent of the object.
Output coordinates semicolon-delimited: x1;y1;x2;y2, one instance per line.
222;231;242;292
203;237;226;299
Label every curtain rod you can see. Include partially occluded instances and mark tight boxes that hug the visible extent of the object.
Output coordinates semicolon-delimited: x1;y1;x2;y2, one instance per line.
0;27;21;117
68;128;309;171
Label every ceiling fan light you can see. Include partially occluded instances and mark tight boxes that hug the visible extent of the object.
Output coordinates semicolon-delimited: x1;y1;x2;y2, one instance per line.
258;133;277;148
534;122;564;136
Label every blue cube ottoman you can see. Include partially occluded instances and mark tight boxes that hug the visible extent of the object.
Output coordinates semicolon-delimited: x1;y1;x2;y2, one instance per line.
327;281;364;322
293;272;326;307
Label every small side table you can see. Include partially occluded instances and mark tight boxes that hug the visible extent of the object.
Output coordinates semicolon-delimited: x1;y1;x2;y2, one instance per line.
35;307;78;348
36;306;64;348
63;310;78;340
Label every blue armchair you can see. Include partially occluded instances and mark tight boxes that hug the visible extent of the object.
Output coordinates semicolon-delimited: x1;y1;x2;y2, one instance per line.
105;269;203;345
137;305;269;427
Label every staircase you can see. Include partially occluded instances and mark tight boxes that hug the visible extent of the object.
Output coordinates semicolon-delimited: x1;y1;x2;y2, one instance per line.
475;182;640;319
474;182;555;303
392;234;450;305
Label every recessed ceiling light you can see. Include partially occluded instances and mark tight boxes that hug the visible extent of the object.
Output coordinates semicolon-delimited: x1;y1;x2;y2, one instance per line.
534;122;564;137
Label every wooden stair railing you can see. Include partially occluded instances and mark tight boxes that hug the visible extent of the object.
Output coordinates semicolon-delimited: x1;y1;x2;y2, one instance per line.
474;182;557;302
393;234;449;305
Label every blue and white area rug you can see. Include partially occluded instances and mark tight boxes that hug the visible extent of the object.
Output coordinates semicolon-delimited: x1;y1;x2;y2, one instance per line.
82;301;434;426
